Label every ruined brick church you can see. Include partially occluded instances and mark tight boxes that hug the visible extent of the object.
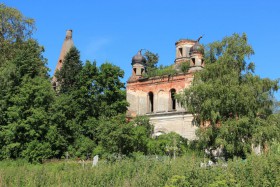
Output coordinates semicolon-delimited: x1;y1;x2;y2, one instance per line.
53;30;204;140
126;38;204;140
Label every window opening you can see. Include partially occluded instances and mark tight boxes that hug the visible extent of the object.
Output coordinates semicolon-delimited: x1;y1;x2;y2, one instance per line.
170;89;176;110
148;92;154;113
179;48;183;57
191;58;195;66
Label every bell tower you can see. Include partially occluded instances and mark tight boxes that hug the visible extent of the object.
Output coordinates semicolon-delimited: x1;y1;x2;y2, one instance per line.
174;37;204;72
52;29;74;90
189;36;204;72
174;39;196;65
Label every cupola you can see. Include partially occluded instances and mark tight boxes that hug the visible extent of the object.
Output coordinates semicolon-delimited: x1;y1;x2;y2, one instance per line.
189;36;204;71
189;41;204;55
132;50;146;65
130;50;146;78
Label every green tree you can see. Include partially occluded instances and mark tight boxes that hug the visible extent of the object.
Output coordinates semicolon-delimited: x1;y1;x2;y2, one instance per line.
0;39;55;162
95;115;135;156
0;4;55;162
131;116;154;154
147;132;188;156
177;33;279;158
55;46;83;93
49;61;98;158
48;93;79;158
92;115;155;157
144;50;159;75
50;59;129;158
49;47;85;158
0;3;38;125
180;61;190;74
96;62;128;117
0;3;35;64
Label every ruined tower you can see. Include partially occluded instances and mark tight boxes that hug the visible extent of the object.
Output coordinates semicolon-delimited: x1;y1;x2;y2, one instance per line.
174;37;204;71
174;39;196;65
128;50;147;82
189;37;204;72
52;30;74;89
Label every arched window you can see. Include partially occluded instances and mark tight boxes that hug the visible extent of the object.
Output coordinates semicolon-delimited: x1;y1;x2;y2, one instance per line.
170;89;176;111
148;92;154;113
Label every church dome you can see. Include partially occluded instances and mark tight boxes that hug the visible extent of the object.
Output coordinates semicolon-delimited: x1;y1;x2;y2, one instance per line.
189;42;204;55
132;50;146;65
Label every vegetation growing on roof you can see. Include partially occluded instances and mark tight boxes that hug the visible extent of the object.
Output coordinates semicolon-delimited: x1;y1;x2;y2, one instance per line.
143;64;177;78
143;61;191;78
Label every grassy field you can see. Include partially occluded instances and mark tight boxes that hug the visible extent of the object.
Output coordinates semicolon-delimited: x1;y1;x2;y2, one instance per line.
0;153;279;187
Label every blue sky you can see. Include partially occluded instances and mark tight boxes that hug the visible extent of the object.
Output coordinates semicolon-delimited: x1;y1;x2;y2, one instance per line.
2;0;280;99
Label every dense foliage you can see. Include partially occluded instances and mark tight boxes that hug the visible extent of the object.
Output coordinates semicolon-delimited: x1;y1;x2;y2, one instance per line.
177;33;279;159
0;4;54;162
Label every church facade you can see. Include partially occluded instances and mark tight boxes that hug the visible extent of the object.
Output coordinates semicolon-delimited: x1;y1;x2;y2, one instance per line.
126;38;204;140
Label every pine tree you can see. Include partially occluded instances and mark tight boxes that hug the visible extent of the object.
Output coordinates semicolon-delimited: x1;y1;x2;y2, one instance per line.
55;46;83;93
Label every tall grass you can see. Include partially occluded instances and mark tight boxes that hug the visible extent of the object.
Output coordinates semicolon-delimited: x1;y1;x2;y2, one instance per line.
0;153;279;187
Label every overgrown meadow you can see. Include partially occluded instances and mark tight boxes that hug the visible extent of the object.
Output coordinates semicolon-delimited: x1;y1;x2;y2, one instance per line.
0;152;279;187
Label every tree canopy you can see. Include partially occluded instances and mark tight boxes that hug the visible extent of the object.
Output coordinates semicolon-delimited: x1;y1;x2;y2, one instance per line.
0;3;35;64
177;33;279;158
0;35;54;162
